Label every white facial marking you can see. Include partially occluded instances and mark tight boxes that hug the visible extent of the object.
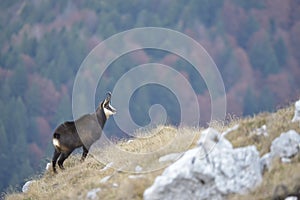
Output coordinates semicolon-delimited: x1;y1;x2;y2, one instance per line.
103;103;116;119
104;108;114;119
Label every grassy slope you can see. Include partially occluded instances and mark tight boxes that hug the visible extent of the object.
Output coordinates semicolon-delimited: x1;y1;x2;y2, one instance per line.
5;105;300;200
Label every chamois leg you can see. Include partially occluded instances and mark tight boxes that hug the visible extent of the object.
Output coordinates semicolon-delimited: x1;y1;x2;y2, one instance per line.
52;149;61;173
57;151;72;170
81;146;89;162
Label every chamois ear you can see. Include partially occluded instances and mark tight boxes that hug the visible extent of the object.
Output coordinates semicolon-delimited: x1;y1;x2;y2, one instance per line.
106;92;112;101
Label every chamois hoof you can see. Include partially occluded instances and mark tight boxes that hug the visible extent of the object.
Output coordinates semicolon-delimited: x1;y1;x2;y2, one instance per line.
58;165;65;170
52;167;58;174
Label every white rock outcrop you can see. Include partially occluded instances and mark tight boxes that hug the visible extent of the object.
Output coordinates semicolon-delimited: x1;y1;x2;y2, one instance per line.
284;196;298;200
45;162;51;171
252;125;268;137
86;188;101;200
292;99;300;122
260;130;300;172
135;165;143;172
22;180;36;193
144;128;262;200
271;130;300;159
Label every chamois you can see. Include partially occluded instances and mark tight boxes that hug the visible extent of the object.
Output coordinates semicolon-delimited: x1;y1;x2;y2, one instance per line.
52;92;116;173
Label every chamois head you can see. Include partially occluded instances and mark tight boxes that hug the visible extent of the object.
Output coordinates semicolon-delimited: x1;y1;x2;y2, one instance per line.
100;92;116;119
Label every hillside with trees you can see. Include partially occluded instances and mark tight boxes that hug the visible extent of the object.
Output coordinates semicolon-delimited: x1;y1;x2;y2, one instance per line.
1;0;300;195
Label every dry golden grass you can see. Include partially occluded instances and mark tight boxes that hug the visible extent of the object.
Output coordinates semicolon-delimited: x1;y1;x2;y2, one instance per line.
226;105;300;156
5;105;300;200
5;125;201;200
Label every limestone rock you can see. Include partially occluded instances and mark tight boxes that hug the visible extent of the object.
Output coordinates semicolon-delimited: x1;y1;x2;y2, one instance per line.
22;180;36;193
260;130;300;172
144;128;262;200
292;99;300;122
86;188;101;200
270;130;300;159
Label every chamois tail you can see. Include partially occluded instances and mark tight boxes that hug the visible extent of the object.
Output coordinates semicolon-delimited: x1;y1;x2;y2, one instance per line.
53;133;60;149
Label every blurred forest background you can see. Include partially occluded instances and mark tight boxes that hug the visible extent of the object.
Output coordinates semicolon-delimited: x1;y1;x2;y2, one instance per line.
1;0;300;194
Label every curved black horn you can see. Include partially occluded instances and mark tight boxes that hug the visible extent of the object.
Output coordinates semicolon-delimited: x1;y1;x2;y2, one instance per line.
106;92;112;100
